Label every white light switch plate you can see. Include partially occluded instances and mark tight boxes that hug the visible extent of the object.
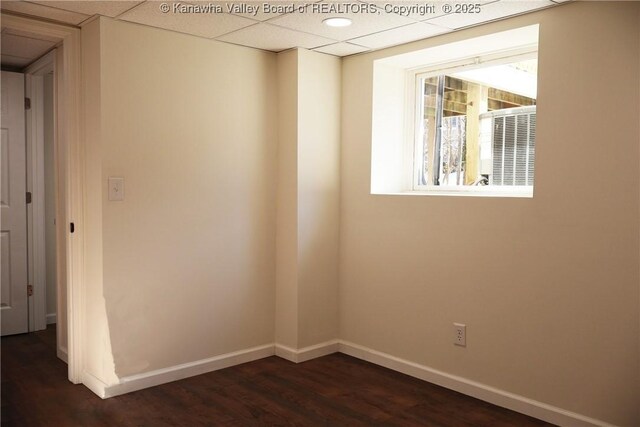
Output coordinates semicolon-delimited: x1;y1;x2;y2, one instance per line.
108;177;124;201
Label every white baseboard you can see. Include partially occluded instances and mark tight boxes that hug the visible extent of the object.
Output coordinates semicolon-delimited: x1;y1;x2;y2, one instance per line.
339;341;616;427
275;340;339;363
103;344;275;398
77;338;616;426
95;341;337;398
274;343;297;362
82;371;108;398
46;313;57;324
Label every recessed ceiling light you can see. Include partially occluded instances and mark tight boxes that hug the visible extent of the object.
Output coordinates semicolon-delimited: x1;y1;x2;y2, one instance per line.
323;17;352;27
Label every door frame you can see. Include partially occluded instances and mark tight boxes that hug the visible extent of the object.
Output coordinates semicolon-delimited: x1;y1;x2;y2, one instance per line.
3;13;84;384
25;50;55;335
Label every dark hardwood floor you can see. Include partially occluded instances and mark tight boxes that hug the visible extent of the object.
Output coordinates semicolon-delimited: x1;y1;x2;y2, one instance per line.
2;326;555;426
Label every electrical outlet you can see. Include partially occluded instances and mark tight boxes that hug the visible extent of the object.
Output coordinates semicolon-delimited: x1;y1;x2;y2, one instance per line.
108;177;124;201
454;323;466;347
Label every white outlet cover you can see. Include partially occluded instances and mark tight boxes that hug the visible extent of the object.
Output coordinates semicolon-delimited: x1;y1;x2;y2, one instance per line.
108;177;124;201
454;323;466;347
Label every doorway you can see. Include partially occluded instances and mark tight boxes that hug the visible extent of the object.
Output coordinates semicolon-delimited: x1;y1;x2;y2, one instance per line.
1;13;83;384
1;36;63;355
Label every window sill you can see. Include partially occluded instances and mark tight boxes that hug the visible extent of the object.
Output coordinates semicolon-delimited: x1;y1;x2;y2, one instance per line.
372;188;534;198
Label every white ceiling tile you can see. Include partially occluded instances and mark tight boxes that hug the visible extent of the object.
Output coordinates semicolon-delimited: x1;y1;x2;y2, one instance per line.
268;0;417;41
217;22;336;52
119;1;257;39
227;0;307;22
498;0;555;2
27;1;143;18
350;22;451;49
427;0;555;29
358;1;427;21
313;42;370;56
0;0;90;25
225;2;272;21
1;0;563;57
1;32;56;59
362;0;495;22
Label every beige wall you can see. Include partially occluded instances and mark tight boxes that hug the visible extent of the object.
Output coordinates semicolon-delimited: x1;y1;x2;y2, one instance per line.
339;2;640;425
296;49;341;348
83;17;278;378
82;19;117;384
275;49;299;348
78;3;640;424
275;49;341;349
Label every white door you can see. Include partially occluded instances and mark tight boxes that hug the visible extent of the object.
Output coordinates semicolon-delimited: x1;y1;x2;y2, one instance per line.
1;71;29;336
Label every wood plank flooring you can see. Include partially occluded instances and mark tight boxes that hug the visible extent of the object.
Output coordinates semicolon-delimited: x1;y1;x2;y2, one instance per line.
1;326;555;426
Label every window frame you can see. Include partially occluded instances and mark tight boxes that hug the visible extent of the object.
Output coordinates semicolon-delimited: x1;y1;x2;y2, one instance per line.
406;48;539;197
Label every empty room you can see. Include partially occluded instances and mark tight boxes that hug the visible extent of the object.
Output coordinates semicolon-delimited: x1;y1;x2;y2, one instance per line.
1;1;638;426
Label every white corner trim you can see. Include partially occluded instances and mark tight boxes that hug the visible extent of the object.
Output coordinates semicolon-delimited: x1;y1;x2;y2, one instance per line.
57;345;68;363
103;344;275;398
275;340;339;363
339;341;617;427
82;371;108;399
274;344;298;362
46;313;57;324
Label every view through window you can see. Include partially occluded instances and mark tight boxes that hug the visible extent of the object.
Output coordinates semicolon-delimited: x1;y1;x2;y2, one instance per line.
415;57;537;192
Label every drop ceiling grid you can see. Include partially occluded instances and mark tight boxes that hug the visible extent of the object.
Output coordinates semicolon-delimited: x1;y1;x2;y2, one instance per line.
117;1;259;39
214;0;437;54
1;0;569;57
426;0;556;29
1;0;90;25
212;0;343;52
265;0;418;41
358;0;497;22
313;41;369;56
26;0;144;18
225;0;323;22
348;22;451;50
217;21;339;51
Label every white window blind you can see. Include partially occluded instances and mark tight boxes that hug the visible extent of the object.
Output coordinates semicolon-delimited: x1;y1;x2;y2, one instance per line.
481;106;536;186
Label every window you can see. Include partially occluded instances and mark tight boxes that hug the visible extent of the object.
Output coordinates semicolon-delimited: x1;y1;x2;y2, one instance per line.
370;25;540;197
413;54;538;195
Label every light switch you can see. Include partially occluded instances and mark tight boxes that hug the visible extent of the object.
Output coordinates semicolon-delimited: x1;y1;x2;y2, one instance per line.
108;177;124;201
